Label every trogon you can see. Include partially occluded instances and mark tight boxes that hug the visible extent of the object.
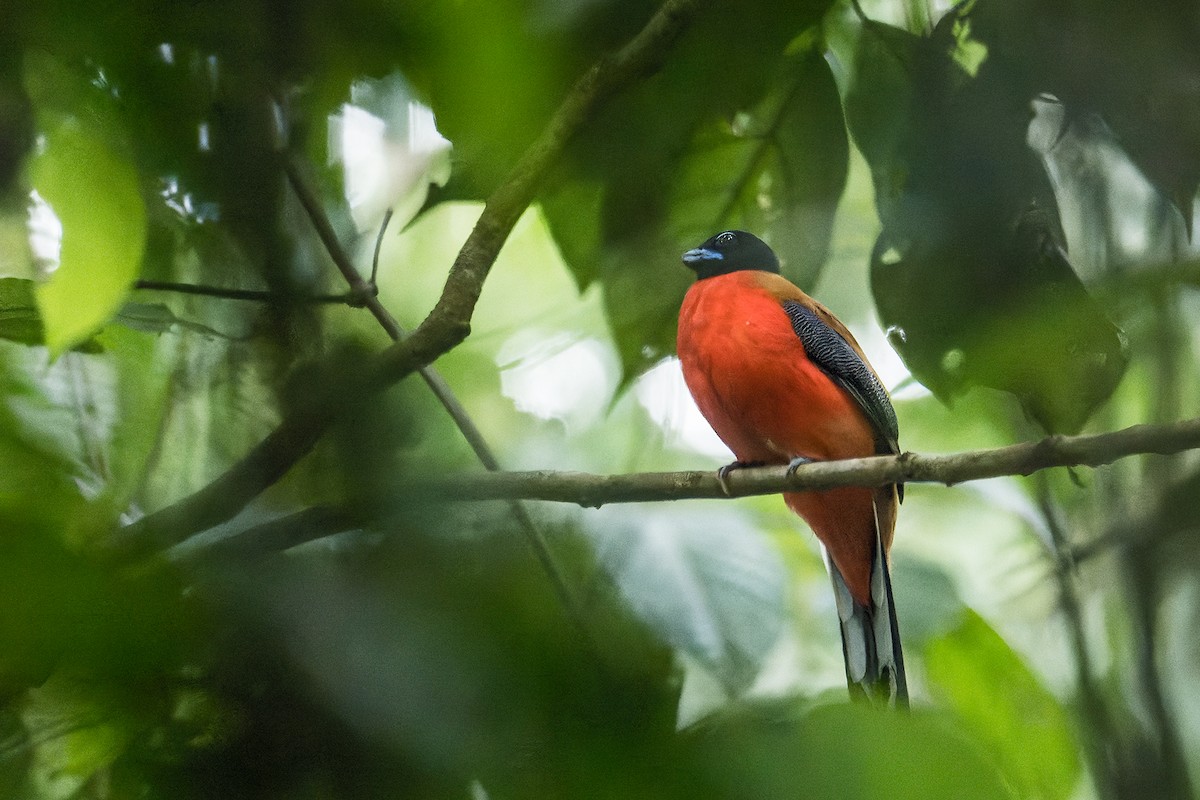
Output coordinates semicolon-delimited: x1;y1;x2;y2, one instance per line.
676;230;906;706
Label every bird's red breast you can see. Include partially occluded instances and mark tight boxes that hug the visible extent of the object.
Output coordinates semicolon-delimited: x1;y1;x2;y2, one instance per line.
677;270;896;604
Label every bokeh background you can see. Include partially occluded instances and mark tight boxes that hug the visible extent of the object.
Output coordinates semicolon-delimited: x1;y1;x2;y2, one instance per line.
1;0;1199;797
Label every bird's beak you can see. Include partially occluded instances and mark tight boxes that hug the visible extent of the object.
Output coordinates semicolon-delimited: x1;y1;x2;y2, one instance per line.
681;247;721;268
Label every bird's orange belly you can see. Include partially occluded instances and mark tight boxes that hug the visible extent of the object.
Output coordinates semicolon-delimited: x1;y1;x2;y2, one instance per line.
679;305;875;465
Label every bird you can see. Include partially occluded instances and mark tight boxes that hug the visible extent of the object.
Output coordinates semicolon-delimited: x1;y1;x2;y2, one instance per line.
676;229;907;706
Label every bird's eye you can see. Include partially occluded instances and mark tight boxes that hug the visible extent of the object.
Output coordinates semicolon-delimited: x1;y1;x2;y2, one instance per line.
715;231;737;247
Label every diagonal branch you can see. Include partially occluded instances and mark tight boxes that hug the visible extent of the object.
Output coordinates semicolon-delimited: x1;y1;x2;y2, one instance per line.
97;0;708;564
412;417;1200;506
283;158;590;647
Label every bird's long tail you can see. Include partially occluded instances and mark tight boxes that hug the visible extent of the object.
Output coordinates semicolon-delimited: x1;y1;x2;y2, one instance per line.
828;503;907;707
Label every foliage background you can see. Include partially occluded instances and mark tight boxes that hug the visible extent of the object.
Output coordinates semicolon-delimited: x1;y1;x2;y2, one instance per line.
1;0;1199;798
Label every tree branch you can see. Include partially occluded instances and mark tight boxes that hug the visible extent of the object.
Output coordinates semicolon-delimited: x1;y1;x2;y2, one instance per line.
98;0;708;563
414;417;1200;506
371;0;703;385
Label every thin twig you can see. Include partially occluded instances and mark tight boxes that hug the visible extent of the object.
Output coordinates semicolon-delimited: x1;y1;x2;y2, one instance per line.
283;160;395;327
371;208;392;286
407;416;1200;506
134;280;360;304
1125;545;1195;800
1034;474;1120;800
99;0;709;564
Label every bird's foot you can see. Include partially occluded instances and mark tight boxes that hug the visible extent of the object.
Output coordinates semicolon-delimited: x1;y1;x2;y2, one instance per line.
785;455;817;476
717;460;766;496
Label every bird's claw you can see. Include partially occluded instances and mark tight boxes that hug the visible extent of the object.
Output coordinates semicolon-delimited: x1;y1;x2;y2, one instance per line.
717;460;765;496
786;456;816;476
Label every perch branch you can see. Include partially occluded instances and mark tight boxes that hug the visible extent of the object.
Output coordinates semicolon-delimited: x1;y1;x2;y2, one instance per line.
414;417;1200;506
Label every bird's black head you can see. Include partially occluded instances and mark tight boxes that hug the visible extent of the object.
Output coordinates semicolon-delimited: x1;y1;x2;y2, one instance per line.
681;230;780;279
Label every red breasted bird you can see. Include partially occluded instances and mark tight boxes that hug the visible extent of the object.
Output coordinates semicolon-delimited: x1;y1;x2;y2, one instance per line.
677;230;906;706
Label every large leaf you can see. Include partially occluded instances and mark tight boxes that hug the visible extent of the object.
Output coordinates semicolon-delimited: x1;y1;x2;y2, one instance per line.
841;20;920;234
586;504;788;694
667;47;849;290
924;610;1081;800
544;38;848;382
965;0;1200;232
28;123;146;356
846;16;1127;432
0;278;42;346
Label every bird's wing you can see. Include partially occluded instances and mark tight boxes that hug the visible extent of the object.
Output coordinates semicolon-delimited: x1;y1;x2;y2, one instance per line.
780;299;899;456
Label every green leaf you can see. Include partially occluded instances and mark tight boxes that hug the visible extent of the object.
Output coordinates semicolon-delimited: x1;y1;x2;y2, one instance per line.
29;123;146;356
588;505;788;693
925;610;1080;800
91;324;173;510
668;47;849;289
843;21;921;231
22;674;134;799
685;700;1015;799
0;340;87;514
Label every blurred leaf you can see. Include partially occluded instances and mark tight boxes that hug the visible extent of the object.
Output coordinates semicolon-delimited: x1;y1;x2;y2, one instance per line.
0;526;77;699
587;505;788;694
965;0;1200;232
0;278;106;352
0;707;29;798
388;0;653;197
889;552;965;645
668;46;849;290
28;122;146;355
189;506;681;799
0;341;87;511
92;324;173;511
22;675;134;800
0;277;42;345
925;610;1080;800
684;699;1015;799
848;16;1127;432
842;20;920;232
